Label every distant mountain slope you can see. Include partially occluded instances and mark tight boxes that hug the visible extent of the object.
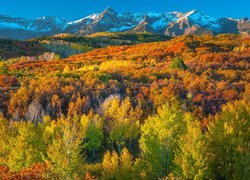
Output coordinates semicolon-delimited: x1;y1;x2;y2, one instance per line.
0;39;46;59
0;8;249;39
0;32;170;59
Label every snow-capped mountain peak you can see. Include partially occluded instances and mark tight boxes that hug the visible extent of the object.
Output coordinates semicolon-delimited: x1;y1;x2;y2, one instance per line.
67;13;99;25
0;8;249;40
180;9;197;19
102;7;117;15
177;10;221;31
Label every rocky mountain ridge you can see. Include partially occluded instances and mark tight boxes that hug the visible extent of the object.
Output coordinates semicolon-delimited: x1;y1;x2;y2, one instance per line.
0;7;249;39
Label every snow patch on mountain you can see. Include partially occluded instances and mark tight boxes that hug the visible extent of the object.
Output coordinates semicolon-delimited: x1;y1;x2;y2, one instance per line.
151;19;169;30
178;10;196;21
147;12;163;18
178;10;221;31
109;25;135;32
67;14;99;25
130;13;145;23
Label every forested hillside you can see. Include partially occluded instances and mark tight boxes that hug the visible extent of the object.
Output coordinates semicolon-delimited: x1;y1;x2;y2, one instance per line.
0;39;46;59
0;34;249;179
0;32;169;60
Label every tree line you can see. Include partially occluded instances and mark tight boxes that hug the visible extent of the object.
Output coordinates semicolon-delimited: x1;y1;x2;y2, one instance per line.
0;98;249;179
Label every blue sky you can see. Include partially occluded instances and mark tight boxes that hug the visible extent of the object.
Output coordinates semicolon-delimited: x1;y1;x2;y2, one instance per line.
0;0;249;20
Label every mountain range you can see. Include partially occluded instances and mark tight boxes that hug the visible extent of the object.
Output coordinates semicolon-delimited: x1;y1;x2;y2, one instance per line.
0;7;249;40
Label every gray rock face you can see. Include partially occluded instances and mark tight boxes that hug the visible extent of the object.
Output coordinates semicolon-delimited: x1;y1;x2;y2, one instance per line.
238;17;250;34
218;18;239;34
0;8;249;40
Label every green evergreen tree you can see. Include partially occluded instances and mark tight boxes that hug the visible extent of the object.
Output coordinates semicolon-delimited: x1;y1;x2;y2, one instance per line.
170;57;187;70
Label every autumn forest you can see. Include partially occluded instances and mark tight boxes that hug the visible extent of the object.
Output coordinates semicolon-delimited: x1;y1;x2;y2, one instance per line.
0;33;249;179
